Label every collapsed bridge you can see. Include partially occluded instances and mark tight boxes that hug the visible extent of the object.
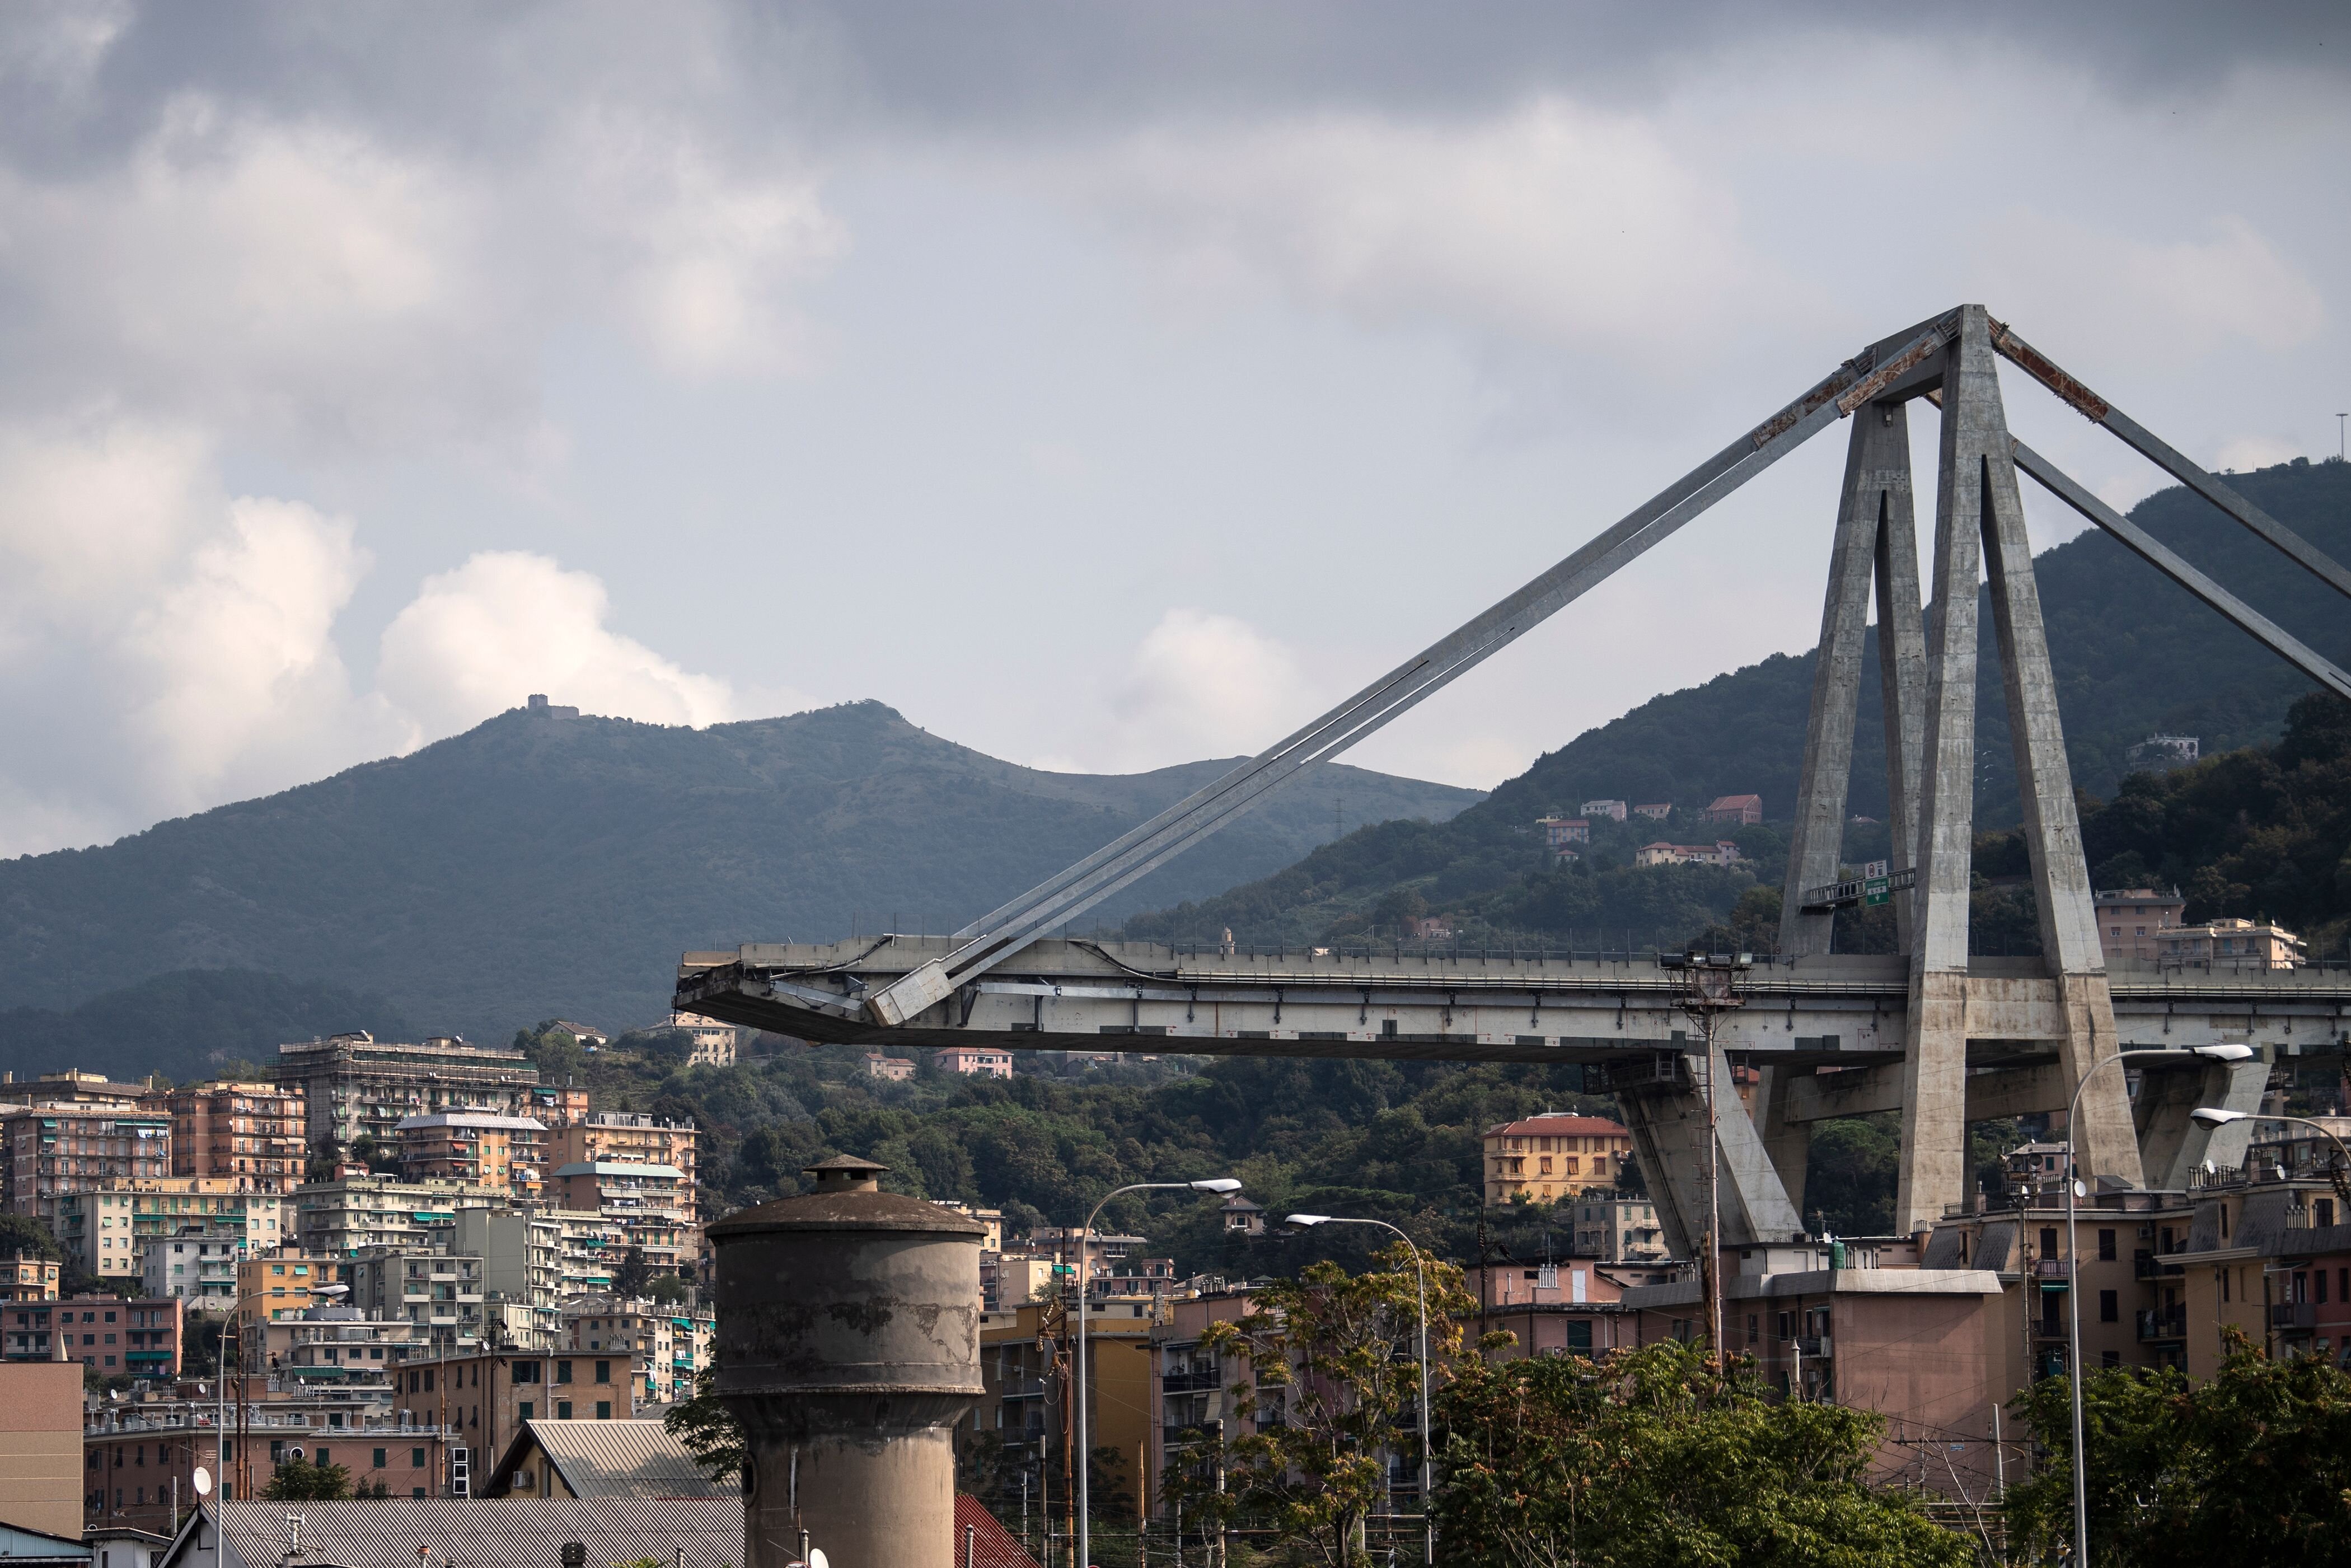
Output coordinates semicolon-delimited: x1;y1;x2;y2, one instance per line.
679;305;2351;1258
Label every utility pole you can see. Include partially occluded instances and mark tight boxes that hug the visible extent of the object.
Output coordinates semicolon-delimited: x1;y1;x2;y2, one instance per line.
1664;951;1750;1360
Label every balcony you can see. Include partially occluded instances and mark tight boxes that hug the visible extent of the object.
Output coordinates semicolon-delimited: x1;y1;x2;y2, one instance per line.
2031;1258;2069;1283
2271;1301;2317;1331
2133;1256;2185;1281
2137;1307;2188;1342
1793;1336;1832;1358
1162;1369;1221;1393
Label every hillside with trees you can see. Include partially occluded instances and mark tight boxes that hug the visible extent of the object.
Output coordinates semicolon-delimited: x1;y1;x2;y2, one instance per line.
0;703;1477;1053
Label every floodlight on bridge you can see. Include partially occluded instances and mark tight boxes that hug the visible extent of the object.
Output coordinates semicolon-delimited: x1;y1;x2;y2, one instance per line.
2189;1107;2248;1129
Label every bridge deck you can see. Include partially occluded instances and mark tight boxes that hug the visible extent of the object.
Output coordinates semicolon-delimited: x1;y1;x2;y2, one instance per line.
677;937;2351;1066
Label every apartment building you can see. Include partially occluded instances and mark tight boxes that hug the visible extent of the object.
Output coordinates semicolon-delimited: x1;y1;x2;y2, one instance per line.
977;1296;1160;1514
662;1013;742;1069
290;1174;513;1258
348;1248;488;1358
165;1082;306;1193
1146;1290;1268;1523
142;1236;239;1308
2157;916;2305;970
272;1033;541;1151
83;1399;456;1529
1569;1197;1667;1262
233;1255;354;1364
275;1304;427;1398
1481;1113;1633;1205
527;1082;591;1129
41;1294;184;1379
936;1048;1014;1079
1476;1257;1648;1359
2;1107;172;1216
559;1293;714;1407
49;1184;287;1288
4;1253;60;1301
393;1111;548;1199
551;1163;694;1275
546;1116;699;1220
0;1071;158;1112
1535;816;1590;850
452;1207;562;1343
390;1349;634;1476
2091;886;2187;965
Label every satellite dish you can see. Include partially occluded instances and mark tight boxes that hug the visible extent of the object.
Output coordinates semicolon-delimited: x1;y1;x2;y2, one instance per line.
2072;1179;2087;1199
2202;1159;2218;1176
192;1468;212;1497
807;1552;828;1568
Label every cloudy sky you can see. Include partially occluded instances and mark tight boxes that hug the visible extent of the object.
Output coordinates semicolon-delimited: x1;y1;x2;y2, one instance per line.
0;2;2343;858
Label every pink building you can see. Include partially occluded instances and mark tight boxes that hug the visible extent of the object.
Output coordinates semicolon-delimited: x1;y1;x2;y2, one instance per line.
1703;794;1763;825
937;1047;1014;1079
2092;886;2185;963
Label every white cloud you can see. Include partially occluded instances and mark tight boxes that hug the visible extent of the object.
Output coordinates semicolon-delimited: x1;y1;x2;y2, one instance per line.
2212;434;2302;473
1094;607;1316;771
1973;212;2326;372
376;551;743;739
1066;97;1768;361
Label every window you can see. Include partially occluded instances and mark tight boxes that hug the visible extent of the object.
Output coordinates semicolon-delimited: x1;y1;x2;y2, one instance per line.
2097;1230;2115;1262
2222;1269;2231;1303
596;1401;612;1420
556;1401;573;1419
412;1449;425;1469
518;1402;533;1421
2320;1271;2331;1307
555;1360;573;1384
1746;1314;1758;1346
316;1448;330;1467
512;1362;539;1383
2101;1350;2121;1369
374;1448;387;1468
595;1360;610;1384
2039;1228;2058;1258
2099;1290;2118;1323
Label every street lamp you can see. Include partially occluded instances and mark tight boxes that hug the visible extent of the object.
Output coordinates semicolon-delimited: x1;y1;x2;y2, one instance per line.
2186;1106;2351;1181
1076;1177;1240;1568
2060;1042;2253;1568
1286;1214;1434;1567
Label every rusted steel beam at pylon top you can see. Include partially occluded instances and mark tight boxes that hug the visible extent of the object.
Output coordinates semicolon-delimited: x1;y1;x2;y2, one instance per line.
1747;309;1960;451
1987;319;2110;420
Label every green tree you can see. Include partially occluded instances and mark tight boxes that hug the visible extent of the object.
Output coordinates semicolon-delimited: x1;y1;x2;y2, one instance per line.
0;1214;62;1263
2004;1328;2351;1566
1170;1243;1478;1567
262;1457;354;1500
664;1364;746;1486
1437;1338;1969;1567
613;1246;654;1298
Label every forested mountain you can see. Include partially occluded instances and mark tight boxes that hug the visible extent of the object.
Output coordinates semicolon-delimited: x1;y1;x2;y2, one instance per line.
1120;457;2351;952
0;703;1477;1054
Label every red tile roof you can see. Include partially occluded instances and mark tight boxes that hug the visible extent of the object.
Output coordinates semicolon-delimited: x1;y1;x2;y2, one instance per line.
1484;1114;1628;1138
955;1496;1043;1568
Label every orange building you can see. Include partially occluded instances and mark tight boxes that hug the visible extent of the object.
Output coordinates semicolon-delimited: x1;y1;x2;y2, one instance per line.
167;1081;306;1192
393;1111;547;1198
546;1115;698;1223
1482;1113;1633;1205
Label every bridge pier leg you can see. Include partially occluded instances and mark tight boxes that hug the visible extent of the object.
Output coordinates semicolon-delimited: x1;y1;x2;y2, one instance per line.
2134;1056;2268;1188
1898;306;2141;1236
1615;1046;1805;1257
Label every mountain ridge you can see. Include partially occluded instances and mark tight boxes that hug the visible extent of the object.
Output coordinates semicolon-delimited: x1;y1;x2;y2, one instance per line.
0;700;1480;1045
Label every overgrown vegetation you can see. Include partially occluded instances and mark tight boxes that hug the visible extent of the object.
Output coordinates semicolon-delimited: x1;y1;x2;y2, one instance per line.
2004;1329;2351;1565
1437;1338;1971;1567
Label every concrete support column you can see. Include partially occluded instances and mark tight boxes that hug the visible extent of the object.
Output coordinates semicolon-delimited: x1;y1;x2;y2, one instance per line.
1872;419;1930;954
1896;310;1997;1238
2135;1056;2268;1188
1975;359;2142;1188
1616;1047;1804;1257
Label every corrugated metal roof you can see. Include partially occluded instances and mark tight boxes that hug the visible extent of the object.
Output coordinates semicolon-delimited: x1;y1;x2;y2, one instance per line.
489;1420;725;1500
197;1497;739;1568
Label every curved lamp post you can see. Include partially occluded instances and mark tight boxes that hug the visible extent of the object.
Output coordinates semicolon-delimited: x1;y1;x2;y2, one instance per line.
1076;1177;1240;1568
2186;1106;2351;1172
1285;1213;1434;1567
2061;1042;2252;1568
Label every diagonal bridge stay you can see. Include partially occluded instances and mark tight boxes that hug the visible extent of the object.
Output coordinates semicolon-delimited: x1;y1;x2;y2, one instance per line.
680;304;2351;1254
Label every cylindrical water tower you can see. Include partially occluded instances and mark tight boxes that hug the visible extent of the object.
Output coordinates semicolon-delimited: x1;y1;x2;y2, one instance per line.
711;1154;985;1568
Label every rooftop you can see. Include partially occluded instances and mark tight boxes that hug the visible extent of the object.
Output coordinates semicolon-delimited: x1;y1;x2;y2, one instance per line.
1486;1113;1630;1138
